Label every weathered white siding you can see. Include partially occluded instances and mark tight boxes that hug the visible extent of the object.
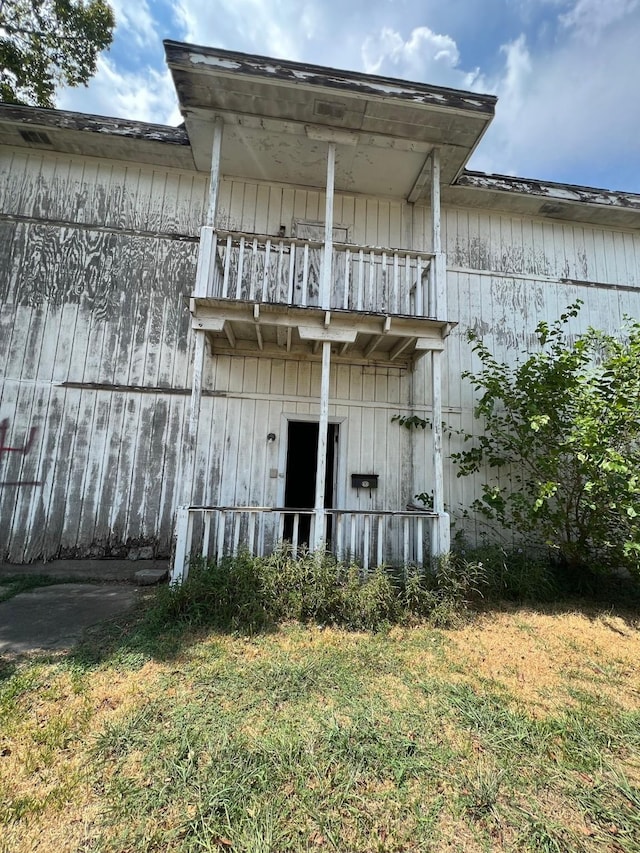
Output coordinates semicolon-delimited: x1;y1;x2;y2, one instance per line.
0;148;206;561
216;177;434;251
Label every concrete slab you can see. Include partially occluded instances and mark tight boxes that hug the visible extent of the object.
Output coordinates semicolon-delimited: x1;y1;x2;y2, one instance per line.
0;583;140;655
0;559;169;583
134;568;168;585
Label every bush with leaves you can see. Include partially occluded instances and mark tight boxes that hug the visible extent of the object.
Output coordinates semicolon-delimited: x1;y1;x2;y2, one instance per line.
452;303;640;578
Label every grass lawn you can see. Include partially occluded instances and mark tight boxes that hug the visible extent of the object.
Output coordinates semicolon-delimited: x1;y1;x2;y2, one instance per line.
1;601;639;852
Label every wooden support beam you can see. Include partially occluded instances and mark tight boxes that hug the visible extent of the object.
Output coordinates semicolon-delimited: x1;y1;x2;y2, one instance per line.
364;335;382;358
430;348;450;557
313;341;332;552
223;321;236;348
407;150;433;204
389;336;415;361
298;326;357;343
181;331;206;505
180;116;224;513
364;317;391;358
431;147;441;254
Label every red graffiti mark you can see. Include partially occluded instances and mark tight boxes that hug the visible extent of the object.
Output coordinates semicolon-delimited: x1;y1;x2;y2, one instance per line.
0;418;38;456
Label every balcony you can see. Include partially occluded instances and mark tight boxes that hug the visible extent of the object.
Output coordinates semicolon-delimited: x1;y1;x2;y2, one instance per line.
191;227;450;363
207;229;438;315
171;505;439;584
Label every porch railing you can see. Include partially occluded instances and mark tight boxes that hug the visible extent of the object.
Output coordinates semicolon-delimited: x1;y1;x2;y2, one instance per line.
204;230;436;316
171;505;438;584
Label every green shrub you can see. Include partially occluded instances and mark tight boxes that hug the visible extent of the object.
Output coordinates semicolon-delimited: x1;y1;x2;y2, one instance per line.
395;305;640;587
151;549;491;633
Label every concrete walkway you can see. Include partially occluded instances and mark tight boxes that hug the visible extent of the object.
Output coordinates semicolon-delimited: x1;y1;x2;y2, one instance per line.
0;559;169;655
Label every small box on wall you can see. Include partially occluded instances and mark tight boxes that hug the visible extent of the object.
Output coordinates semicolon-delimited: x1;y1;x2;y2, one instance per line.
351;474;379;489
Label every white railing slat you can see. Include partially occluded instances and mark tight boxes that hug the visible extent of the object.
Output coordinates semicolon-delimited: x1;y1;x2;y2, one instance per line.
172;505;438;581
236;236;245;300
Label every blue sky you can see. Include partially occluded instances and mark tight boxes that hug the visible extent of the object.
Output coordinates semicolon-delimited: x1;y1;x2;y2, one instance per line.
58;0;640;193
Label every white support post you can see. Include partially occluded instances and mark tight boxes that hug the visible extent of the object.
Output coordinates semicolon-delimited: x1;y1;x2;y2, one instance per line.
206;117;224;228
174;118;224;579
430;147;441;255
320;142;336;309
171;505;191;585
430;148;447;320
430;349;450;558
313;340;332;552
185;116;224;499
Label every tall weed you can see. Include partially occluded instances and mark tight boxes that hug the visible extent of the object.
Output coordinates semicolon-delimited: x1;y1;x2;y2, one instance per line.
151;549;483;633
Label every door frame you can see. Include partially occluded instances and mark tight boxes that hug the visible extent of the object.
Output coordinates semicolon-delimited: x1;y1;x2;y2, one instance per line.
277;412;347;510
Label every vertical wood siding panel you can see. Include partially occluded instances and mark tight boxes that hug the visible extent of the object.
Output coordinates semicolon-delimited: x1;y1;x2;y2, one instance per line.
377;200;390;247
221;397;242;505
157;398;187;550
270;358;285;396
241;182;258;232
8;384;49;561
141;396;171;539
92;392;126;548
160;171;182;234
224;180;241;231
292;188;307;230
267;185;283;235
121;396;154;540
352;198;367;245
0;382;22;557
281;187;295;235
255;185;270;234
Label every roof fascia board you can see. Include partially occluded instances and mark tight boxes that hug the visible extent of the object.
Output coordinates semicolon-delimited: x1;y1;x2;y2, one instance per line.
0;103;189;147
164;40;496;118
458;171;640;213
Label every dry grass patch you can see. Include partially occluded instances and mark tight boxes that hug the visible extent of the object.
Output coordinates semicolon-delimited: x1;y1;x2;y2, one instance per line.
444;607;640;715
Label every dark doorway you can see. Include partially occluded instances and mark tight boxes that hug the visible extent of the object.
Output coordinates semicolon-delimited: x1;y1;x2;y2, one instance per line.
284;421;338;544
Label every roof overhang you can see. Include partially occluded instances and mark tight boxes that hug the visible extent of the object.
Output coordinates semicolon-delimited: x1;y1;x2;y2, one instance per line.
0;103;195;170
164;41;496;200
446;171;640;229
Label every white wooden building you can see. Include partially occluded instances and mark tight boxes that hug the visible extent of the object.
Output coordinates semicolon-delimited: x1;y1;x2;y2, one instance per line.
1;42;639;575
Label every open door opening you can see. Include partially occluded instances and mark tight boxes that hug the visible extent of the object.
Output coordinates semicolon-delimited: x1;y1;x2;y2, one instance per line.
284;420;338;545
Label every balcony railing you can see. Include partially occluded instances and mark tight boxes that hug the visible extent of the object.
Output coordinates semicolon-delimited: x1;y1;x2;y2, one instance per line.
171;505;438;584
201;230;437;316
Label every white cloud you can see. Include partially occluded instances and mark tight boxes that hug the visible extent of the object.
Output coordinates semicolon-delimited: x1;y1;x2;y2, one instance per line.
109;0;158;48
361;25;482;89
559;0;640;40
58;58;180;125
470;7;640;188
174;0;309;59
